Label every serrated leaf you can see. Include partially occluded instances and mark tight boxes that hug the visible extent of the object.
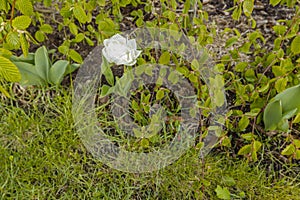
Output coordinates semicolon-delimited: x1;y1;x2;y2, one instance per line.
20;33;29;57
73;5;88;24
35;46;50;81
40;24;53;34
6;32;20;49
69;49;83;63
238;116;250;131
12;15;31;30
215;185;231;200
291;35;300;55
159;51;170;65
0;48;13;58
0;56;21;82
238;144;252;155
281;144;295;156
0;0;9;12
16;0;34;16
49;60;69;85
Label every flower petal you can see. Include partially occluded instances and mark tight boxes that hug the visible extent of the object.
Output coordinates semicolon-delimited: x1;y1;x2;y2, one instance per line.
127;39;137;49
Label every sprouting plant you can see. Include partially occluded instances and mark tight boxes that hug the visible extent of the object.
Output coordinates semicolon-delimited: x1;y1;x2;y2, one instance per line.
11;46;80;86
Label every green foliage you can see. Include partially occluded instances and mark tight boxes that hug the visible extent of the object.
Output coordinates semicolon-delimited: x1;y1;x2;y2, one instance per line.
215;185;231;199
11;46;80;86
264;85;300;132
0;51;21;97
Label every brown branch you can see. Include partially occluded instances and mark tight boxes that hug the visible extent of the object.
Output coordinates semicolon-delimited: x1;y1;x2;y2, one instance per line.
10;0;17;25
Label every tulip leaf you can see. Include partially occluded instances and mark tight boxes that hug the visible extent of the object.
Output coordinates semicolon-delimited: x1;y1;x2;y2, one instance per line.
263;100;282;131
35;46;50;82
49;60;69;85
274;84;300;113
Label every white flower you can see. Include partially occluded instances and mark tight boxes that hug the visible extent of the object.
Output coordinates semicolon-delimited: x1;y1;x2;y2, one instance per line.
102;34;142;66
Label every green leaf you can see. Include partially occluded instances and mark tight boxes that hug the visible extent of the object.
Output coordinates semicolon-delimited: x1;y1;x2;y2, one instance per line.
281;144;295;156
294;139;300;148
101;59;114;86
273;25;287;35
69;22;78;35
0;85;10;98
243;0;254;17
239;116;250;131
156;89;164;100
6;32;20;49
225;36;238;48
14;62;44;86
168;70;179;84
241;133;254;141
12;15;31;30
60;6;72;18
275;77;288;93
253;140;262;151
292;112;300;123
73;33;85;43
35;30;45;42
69;49;83;63
0;0;9;12
35;46;50;81
270;0;282;6
0;56;21;82
264;100;282;131
85;37;94;46
274;85;300;113
295;149;300;159
238;144;252;155
159;51;170;65
40;24;53;34
64;63;80;75
232;5;242;20
291;35;300;55
234;62;247;72
20;33;29;57
49;60;69;85
58;45;69;55
73;5;88;24
215;185;231;200
16;0;34;16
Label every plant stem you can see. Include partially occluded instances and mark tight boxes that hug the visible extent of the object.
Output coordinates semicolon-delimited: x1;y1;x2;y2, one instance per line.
10;0;17;25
